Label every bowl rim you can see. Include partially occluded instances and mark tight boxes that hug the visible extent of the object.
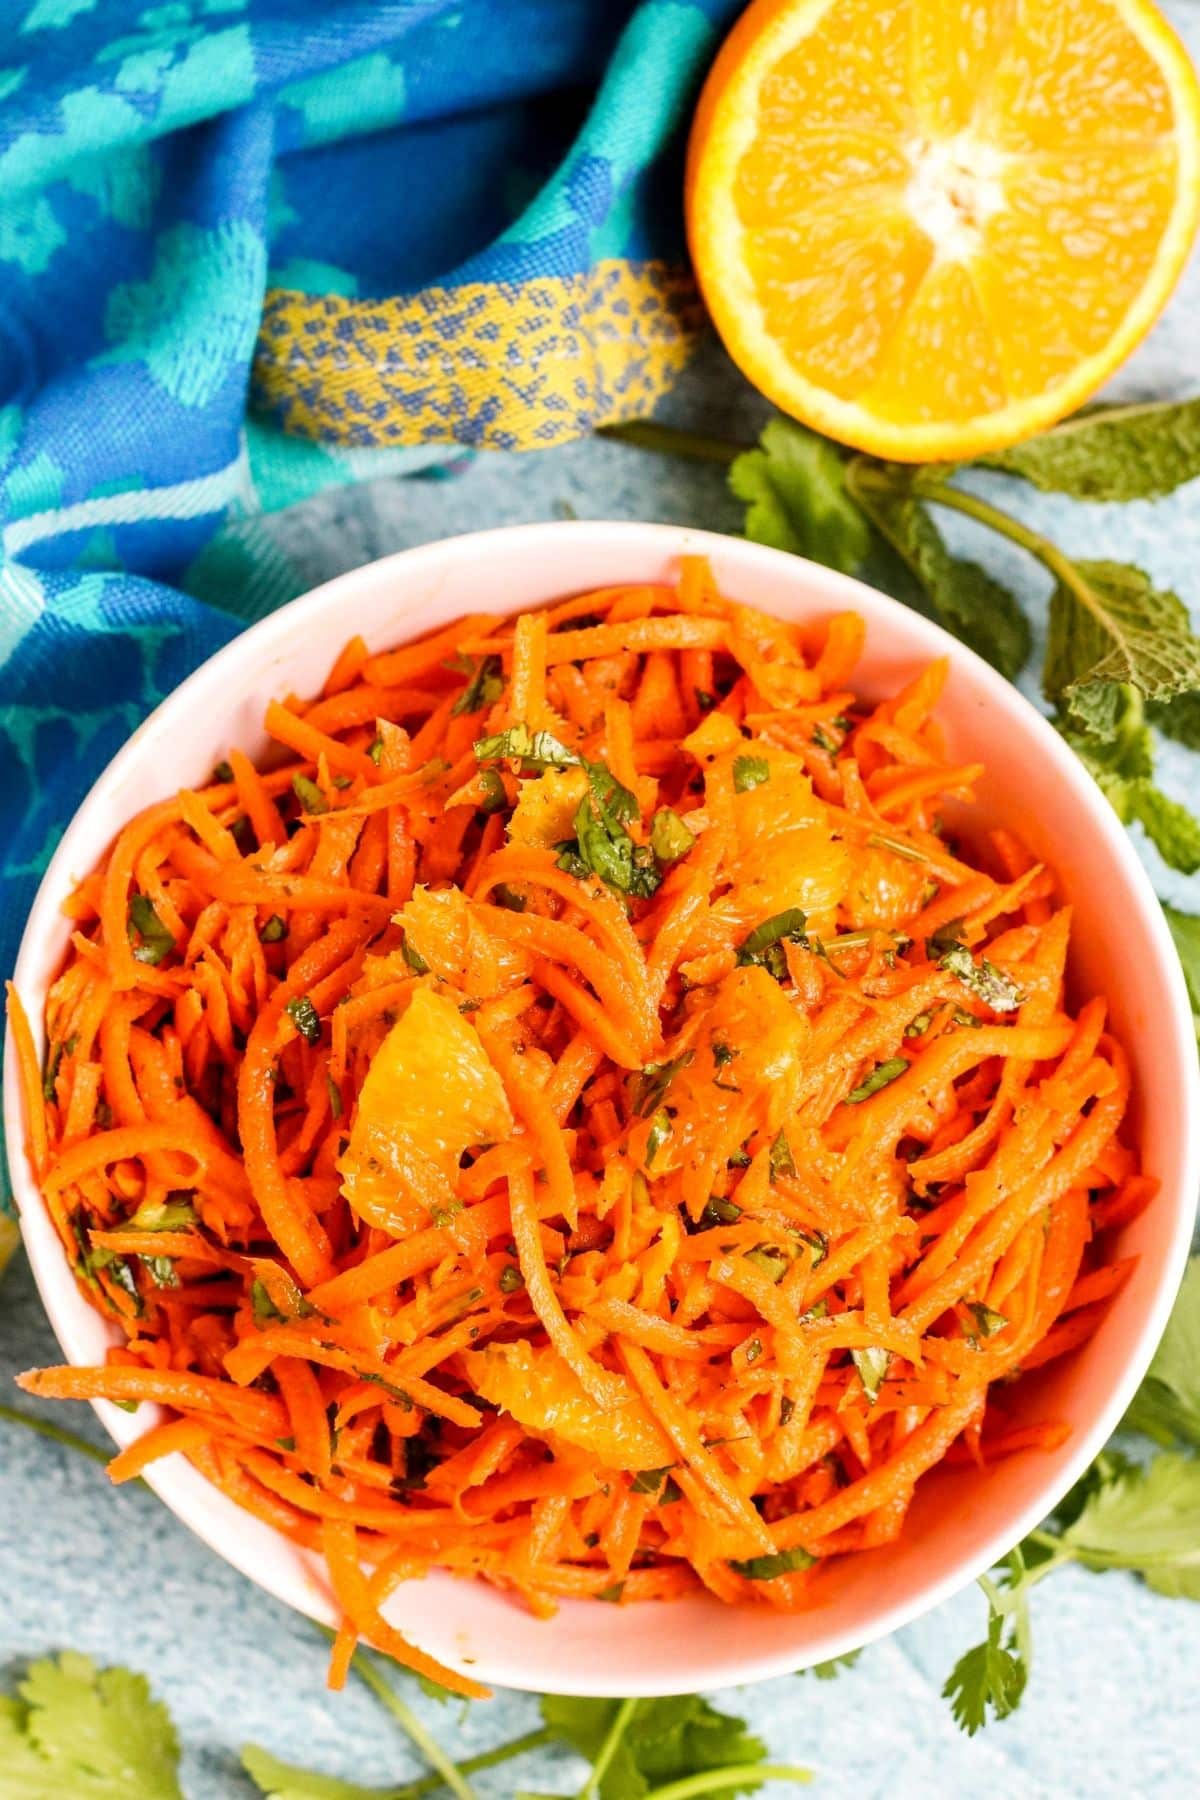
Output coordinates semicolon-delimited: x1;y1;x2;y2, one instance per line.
5;517;1198;1696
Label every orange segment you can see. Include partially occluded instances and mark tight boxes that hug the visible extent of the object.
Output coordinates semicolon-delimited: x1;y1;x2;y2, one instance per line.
339;986;513;1235
687;0;1200;460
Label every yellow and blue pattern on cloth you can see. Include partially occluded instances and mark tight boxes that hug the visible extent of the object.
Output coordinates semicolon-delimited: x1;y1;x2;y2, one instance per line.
0;0;739;1047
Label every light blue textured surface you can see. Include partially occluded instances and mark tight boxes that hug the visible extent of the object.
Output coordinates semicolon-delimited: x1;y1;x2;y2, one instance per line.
6;65;1200;1799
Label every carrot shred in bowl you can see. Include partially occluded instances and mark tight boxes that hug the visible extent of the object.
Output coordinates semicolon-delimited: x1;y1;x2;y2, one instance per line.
10;558;1147;1692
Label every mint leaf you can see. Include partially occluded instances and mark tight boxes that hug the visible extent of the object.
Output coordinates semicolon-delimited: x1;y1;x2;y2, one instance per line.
1148;690;1200;748
851;1345;889;1403
1123;782;1200;874
5;1653;184;1799
285;995;321;1044
979;398;1200;500
126;895;175;967
733;753;770;793
1124;1258;1200;1449
943;1611;1027;1735
1043;561;1200;737
1062;1452;1200;1599
449;653;504;717
730;1546;817;1581
736;908;808;978
650;808;695;863
938;946;1024;1012
292;774;328;816
846;1058;906;1103
628;1052;694;1119
730;417;871;574
848;471;1031;679
1163;906;1200;1049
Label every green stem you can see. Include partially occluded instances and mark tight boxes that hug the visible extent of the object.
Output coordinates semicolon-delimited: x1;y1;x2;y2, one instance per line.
388;1732;556;1800
579;1696;640;1799
895;472;1097;618
644;1766;813;1799
0;1401;115;1470
597;420;743;466
349;1650;478;1800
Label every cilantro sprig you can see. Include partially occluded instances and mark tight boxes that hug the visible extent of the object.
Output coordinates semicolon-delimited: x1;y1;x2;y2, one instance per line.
0;1653;184;1798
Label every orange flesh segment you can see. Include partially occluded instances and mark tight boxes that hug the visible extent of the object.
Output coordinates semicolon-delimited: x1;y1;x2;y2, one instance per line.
695;0;1200;454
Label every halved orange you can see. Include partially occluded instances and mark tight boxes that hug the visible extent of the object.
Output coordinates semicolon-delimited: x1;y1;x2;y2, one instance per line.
687;0;1200;460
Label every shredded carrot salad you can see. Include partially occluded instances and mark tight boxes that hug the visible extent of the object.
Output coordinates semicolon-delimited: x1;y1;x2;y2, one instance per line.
10;559;1149;1695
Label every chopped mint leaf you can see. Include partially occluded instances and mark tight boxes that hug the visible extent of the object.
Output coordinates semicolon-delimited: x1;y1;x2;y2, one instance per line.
851;1345;889;1403
450;653;505;717
292;774;328;815
628;1052;694;1118
650;807;695;864
285;995;321;1044
846;1058;907;1103
127;895;175;966
731;1546;817;1581
733;754;770;792
736;908;808;979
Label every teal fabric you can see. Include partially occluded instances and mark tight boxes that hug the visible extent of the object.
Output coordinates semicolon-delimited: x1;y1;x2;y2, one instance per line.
0;0;736;1060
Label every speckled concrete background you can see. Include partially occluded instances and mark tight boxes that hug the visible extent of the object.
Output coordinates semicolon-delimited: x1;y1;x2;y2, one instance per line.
4;10;1200;1788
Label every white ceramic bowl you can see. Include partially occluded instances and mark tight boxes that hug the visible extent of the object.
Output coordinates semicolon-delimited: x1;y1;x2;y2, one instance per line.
6;522;1198;1697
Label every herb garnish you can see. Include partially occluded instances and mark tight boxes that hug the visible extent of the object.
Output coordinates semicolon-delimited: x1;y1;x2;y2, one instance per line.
285;995;321;1044
845;1058;907;1103
126;895;175;966
736;908;809;979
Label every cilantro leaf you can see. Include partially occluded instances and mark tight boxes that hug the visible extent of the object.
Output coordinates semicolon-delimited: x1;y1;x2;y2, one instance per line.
0;1653;184;1798
562;761;661;899
942;1611;1027;1736
474;723;580;769
847;469;1031;679
1043;561;1200;738
1061;1452;1200;1598
730;416;872;575
1124;1260;1200;1449
126;895;175;967
241;1744;385;1800
979;398;1200;500
1163;906;1200;1049
540;1692;776;1800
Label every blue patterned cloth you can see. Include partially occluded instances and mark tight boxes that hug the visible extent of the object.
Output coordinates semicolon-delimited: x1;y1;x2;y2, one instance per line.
0;0;736;1093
